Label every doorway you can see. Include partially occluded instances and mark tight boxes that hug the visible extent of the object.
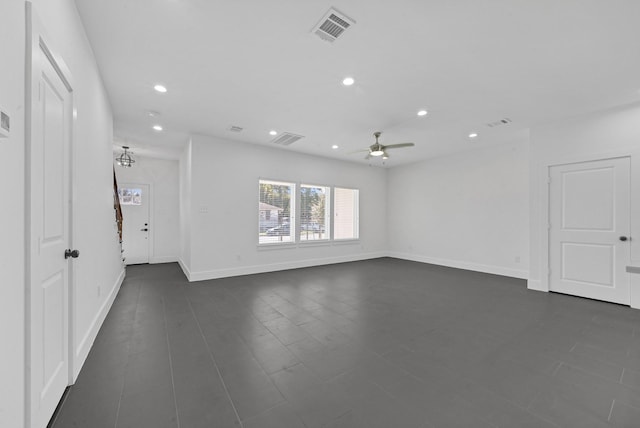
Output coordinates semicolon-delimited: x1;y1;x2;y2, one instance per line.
548;157;631;304
26;4;75;427
118;183;151;264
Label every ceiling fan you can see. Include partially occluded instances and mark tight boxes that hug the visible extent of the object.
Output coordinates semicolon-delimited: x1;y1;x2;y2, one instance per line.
351;131;415;159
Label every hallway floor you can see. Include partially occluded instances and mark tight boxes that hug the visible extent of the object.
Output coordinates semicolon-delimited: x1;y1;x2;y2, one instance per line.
52;258;640;428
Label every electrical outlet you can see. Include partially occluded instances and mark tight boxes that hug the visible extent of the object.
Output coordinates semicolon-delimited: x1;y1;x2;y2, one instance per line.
97;285;101;297
515;256;521;263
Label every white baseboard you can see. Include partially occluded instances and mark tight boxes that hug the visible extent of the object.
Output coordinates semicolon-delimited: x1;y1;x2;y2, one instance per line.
73;267;125;381
150;255;178;264
188;252;386;282
178;257;192;281
387;252;529;280
527;279;547;292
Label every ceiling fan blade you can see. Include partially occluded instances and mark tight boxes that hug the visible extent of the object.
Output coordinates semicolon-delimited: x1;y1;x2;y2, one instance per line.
347;148;371;155
384;143;415;150
364;153;371;160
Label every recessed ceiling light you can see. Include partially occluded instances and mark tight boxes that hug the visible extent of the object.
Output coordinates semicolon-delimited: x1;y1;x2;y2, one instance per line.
342;77;355;86
468;132;478;139
332;145;339;149
148;110;160;117
153;84;167;93
269;130;277;136
417;110;428;116
153;125;163;131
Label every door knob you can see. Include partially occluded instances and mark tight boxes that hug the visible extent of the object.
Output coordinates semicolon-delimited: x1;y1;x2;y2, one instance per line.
619;236;629;242
140;228;148;232
65;249;80;259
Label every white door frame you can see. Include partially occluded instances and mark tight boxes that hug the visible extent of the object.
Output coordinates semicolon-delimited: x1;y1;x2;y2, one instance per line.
25;3;76;426
536;151;639;298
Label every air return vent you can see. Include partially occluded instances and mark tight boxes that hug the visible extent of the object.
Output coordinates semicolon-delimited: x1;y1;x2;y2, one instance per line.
227;125;243;132
486;118;512;128
312;7;355;43
271;132;304;146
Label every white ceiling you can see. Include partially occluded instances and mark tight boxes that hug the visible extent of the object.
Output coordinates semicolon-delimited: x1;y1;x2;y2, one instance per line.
76;0;640;166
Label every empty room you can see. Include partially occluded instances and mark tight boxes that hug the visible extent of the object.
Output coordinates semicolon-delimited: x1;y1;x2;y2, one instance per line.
2;1;640;427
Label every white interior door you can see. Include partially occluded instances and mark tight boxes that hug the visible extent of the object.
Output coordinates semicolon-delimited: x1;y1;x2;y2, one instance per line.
27;11;74;428
119;183;151;264
549;157;631;304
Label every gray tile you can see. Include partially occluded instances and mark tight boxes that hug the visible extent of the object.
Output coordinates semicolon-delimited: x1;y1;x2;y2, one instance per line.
116;382;178;428
243;402;306;428
271;364;351;428
455;382;556;428
262;317;310;345
528;388;611;428
622;368;640;391
51;386;120;428
245;333;300;374
609;400;640;428
341;383;425;428
382;372;457;416
466;357;557;408
175;388;240;428
122;348;172;396
555;363;640;410
52;260;640;428
220;362;285;420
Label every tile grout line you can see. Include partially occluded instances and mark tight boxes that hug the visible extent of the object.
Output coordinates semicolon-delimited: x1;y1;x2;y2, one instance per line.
162;296;181;428
608;399;615;421
186;294;244;428
113;280;143;428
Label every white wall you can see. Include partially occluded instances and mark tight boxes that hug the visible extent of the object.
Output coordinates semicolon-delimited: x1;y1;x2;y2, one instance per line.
387;142;530;279
529;102;640;292
0;1;26;425
0;1;124;427
115;155;180;263
180;135;388;280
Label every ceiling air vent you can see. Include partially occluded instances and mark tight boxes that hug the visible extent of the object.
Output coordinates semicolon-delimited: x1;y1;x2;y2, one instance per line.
271;132;304;146
227;125;243;132
486;118;512;128
311;7;355;43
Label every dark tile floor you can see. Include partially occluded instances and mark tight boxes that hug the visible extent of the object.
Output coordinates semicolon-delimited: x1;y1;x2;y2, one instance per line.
51;258;640;428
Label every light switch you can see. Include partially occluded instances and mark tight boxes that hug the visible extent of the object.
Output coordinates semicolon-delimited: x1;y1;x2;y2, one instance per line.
0;110;9;138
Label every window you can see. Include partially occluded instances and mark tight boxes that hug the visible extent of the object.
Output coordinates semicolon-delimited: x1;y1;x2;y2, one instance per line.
118;188;142;206
300;184;330;241
334;188;359;240
259;180;295;244
258;180;358;244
